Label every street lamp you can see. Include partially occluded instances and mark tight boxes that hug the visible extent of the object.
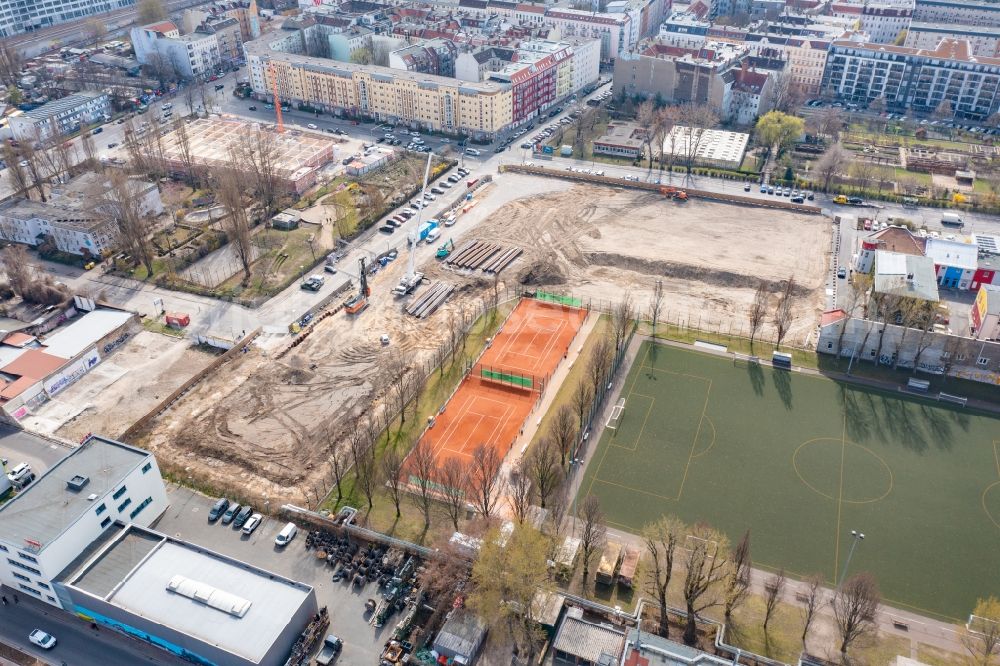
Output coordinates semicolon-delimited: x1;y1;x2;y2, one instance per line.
837;530;865;588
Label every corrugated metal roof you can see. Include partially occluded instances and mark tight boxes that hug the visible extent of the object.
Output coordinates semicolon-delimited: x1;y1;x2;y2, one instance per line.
42;310;132;360
553;613;626;664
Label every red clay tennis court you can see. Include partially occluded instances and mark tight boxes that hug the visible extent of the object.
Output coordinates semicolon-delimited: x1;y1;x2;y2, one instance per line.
409;298;586;487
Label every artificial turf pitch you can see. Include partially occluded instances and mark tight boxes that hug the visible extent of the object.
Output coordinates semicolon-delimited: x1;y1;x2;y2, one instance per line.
578;340;1000;621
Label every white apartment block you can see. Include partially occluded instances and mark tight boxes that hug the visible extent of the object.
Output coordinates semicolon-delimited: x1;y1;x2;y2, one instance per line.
904;22;1000;57
912;0;1000;28
0;0;135;38
0;435;168;609
8;91;111;142
131;21;223;79
832;0;914;43
545;9;634;62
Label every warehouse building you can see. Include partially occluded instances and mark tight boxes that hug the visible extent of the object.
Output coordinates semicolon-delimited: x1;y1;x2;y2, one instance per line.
0;435;167;606
8;91;111;142
55;523;318;666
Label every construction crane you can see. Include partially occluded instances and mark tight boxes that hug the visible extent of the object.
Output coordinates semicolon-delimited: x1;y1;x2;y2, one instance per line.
398;151;434;288
343;257;370;315
268;60;284;134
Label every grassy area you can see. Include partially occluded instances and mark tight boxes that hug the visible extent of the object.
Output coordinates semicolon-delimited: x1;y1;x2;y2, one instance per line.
320;301;518;541
578;340;1000;621
973;178;995;195
210;225;324;300
893;167;932;187
141;317;187;338
916;643;967;665
646;321;818;369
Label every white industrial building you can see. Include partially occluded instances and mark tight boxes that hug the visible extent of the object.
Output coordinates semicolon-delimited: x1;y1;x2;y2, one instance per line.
8;91;111;142
0;435;168;607
0;0;135;38
55;524;318;666
661;126;750;169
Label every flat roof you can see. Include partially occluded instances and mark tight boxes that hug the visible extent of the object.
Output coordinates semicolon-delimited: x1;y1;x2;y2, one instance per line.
67;525;315;664
42;310;132;360
874;251;940;302
21;92;107;123
925;237;978;270
0;436;150;551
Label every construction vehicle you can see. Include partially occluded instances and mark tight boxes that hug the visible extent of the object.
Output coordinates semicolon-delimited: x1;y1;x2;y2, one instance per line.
436;239;454;259
343;257;370;314
659;186;688;202
391;271;424;297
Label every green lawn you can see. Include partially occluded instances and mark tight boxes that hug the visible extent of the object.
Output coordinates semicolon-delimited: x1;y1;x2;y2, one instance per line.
578;341;1000;621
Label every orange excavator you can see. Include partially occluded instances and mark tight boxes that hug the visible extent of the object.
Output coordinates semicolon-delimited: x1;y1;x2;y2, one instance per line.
660;186;689;202
343;257;370;315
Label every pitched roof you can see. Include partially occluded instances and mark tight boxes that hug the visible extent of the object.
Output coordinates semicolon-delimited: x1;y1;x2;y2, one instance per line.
553;612;626;664
1;349;67;381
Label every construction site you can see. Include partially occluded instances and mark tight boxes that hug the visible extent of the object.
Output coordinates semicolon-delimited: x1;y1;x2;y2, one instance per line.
159;118;338;193
129;173;830;505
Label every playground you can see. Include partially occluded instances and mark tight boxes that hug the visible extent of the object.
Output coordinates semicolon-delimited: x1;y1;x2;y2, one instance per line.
412;297;586;484
579;340;1000;621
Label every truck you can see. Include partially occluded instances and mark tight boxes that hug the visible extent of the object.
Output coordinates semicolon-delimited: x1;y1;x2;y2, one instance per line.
617;546;640;589
417;220;439;242
941;212;965;227
315;634;342;665
391;271;424;297
595;540;623;586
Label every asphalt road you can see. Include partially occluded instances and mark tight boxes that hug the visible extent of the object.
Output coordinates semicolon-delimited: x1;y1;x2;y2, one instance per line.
0;428;69;478
0;585;184;666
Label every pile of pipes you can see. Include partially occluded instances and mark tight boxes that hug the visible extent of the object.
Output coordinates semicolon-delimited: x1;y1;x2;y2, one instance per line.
405;281;455;318
447;240;522;274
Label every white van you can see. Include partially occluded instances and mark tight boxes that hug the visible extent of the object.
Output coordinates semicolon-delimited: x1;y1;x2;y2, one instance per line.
464;147;481;156
275;522;297;547
426;227;441;244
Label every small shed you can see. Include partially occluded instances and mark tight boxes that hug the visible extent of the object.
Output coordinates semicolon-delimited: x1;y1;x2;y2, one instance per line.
595;540;623;586
432;608;488;665
553;536;581;579
617;546;640;589
955;169;976;187
271;210;301;230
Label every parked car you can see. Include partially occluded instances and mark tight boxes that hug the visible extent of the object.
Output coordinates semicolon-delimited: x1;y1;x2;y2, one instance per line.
431;187;444;194
208;498;230;522
233;505;254;528
275;522;297;547
837;268;847;279
378;225;395;234
221;502;241;525
744;183;751;191
242;513;262;534
248;105;257;111
29;630;56;650
791;195;805;204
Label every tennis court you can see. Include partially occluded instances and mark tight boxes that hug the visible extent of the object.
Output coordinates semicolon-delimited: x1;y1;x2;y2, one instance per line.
579;340;1000;621
410;298;586;486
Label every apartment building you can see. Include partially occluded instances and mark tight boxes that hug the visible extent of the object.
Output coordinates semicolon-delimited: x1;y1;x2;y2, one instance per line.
904;22;1000;57
0;435;168;608
389;38;458;77
831;0;914;43
8;91;111;142
822;34;1000;119
0;0;135;38
912;0;1000;28
246;29;512;139
131;21;224;79
200;17;244;66
182;0;261;42
744;34;829;94
544;9;634;62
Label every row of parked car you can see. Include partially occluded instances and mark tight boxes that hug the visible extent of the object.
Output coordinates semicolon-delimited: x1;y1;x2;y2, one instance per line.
378;167;470;234
208;497;262;534
758;183;814;203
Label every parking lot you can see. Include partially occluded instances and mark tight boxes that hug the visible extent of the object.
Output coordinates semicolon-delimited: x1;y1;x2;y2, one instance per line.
151;485;395;664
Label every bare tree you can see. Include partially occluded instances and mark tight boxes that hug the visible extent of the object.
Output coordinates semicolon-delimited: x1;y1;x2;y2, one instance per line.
611;290;636;352
137;0;168;24
525;437;562;508
101;172;155;277
507;466;533;524
469;444;503;518
383;351;409;428
544;481;570;538
762;568;786;632
84;18;108;41
723;530;752;622
814;143;849;192
679;105;720;174
409;437;437;528
962;597;1000;666
579;495;606;591
214;163;254;284
436;456;468;530
588;335;613;401
681;524;730;646
381;447;405;518
172;119;199;186
637;100;656;174
16;142;47;201
769;72;805;113
773;277;795;350
372;41;393;67
2;143;31;197
1;245;32;296
801;574;824;646
643;516;684;638
329;448;346;504
418;545;472;643
549;404;577;468
833;572;881;655
351;432;378;511
748;281;769;352
0;42;23;87
571;380;593;431
236;128;282;220
649;279;665;337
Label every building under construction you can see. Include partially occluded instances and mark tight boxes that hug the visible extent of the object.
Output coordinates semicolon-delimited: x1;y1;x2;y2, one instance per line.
158;117;337;193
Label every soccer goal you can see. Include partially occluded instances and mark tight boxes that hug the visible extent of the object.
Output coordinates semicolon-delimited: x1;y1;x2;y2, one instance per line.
605;398;626;430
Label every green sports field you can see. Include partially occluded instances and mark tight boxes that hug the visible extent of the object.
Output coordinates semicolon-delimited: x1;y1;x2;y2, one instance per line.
578;340;1000;621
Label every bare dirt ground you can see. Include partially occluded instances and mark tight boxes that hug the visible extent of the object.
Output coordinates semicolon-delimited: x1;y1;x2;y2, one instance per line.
452;183;830;346
133;174;828;506
20;331;217;443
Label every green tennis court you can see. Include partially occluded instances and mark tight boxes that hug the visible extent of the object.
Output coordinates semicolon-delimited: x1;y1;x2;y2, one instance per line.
578;340;1000;621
